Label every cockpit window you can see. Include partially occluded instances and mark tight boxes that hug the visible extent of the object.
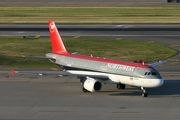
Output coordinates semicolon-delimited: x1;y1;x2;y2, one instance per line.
144;72;157;76
151;72;157;75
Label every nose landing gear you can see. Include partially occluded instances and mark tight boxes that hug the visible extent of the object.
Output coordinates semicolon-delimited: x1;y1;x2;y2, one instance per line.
141;87;148;97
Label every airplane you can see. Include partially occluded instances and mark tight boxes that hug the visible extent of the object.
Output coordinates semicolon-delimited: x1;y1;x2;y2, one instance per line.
12;20;167;97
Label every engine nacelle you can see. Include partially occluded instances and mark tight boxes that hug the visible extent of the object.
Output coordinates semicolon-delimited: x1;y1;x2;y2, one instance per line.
84;78;102;92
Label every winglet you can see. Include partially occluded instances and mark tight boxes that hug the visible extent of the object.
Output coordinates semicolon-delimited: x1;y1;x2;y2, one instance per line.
11;69;15;75
48;20;69;54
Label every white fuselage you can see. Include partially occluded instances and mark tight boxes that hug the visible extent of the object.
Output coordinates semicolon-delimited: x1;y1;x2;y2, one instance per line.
46;53;164;88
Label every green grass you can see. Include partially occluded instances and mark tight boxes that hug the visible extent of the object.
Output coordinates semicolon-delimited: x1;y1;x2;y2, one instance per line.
0;37;177;68
0;6;180;24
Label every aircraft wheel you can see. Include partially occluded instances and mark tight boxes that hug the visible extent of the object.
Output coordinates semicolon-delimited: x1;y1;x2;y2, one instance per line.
142;92;148;97
116;84;126;90
117;84;121;89
121;84;126;89
167;0;172;2
82;87;88;93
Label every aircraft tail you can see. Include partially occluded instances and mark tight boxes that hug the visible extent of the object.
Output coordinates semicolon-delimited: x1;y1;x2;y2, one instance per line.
48;20;69;54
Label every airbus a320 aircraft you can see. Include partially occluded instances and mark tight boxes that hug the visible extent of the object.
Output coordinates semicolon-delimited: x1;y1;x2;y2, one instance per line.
12;21;167;97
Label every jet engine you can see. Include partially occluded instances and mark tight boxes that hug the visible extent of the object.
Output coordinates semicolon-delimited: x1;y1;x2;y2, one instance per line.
83;78;102;92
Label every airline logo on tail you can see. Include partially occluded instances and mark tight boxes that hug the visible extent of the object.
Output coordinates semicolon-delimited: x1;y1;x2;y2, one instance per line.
50;23;55;33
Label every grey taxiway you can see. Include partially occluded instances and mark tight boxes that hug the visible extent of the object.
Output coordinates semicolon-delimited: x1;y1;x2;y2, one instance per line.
1;0;180;6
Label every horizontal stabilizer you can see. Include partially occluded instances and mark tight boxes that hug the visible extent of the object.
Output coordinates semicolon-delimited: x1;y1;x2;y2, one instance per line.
22;56;55;60
71;52;78;54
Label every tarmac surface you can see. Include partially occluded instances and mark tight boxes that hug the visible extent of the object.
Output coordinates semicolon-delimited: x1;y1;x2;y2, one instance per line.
0;24;180;120
0;70;180;120
1;0;180;6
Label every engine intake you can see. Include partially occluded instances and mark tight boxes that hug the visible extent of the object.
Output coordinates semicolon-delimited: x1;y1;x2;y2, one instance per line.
84;78;102;92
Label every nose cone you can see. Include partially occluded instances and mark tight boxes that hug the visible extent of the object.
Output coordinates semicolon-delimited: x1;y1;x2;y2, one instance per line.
154;79;164;87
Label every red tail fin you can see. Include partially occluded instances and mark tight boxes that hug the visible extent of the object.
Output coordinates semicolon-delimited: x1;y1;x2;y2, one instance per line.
48;21;69;54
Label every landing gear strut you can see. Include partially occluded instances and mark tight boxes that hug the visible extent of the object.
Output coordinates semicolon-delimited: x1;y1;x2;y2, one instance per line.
141;87;148;97
117;83;126;90
78;77;88;92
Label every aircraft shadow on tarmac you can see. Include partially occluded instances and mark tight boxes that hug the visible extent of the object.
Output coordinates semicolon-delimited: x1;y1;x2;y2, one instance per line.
108;80;180;97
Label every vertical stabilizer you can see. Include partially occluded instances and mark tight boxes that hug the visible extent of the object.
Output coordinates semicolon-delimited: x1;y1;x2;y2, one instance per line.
48;21;69;54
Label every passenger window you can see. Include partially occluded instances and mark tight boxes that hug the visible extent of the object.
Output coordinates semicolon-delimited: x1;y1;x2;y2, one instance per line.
148;72;151;75
144;72;147;75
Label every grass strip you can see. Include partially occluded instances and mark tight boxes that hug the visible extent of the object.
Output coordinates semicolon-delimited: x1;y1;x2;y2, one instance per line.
0;6;180;24
0;37;177;68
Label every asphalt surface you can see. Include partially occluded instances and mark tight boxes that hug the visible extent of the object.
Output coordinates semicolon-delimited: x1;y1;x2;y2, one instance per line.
0;71;180;120
1;0;180;6
0;24;180;120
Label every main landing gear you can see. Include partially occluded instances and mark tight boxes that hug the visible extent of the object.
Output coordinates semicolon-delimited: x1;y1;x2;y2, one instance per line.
117;83;126;90
82;87;89;93
141;87;148;97
78;77;89;93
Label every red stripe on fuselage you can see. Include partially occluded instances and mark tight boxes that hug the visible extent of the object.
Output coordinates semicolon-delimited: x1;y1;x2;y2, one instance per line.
57;53;152;68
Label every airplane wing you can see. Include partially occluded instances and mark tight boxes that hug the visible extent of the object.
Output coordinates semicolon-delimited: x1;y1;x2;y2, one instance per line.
11;69;109;80
149;60;167;67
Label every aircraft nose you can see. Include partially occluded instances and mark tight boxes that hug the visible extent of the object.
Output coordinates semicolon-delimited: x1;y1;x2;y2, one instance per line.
155;79;164;87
